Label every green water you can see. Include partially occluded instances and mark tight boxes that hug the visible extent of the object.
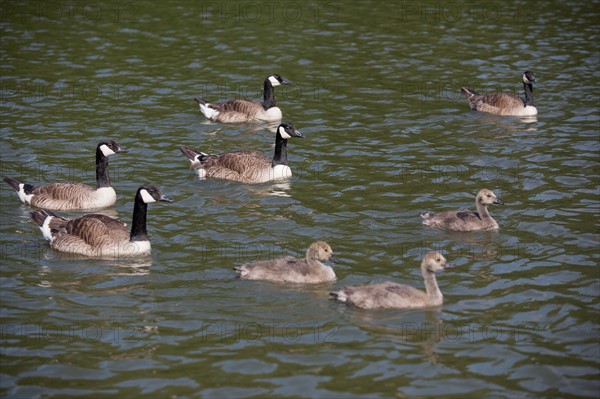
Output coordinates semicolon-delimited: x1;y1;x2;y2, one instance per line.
1;1;599;398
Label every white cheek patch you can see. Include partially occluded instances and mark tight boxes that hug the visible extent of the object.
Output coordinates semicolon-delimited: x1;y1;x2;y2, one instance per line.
140;189;156;203
100;144;116;157
268;76;281;86
278;126;292;139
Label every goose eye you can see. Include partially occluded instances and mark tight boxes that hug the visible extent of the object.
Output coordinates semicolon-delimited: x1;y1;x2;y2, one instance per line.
436;258;440;262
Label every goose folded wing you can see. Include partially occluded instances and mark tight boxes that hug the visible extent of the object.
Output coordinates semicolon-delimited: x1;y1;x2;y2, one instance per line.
64;214;129;246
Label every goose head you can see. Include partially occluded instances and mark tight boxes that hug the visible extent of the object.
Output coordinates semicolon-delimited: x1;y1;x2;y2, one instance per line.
476;189;503;207
267;74;292;87
98;140;127;157
522;71;537;84
138;185;173;204
277;123;304;140
423;251;452;273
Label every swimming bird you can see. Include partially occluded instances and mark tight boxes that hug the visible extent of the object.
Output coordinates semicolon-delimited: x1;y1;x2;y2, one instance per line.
195;74;291;123
234;241;336;283
421;189;502;231
330;252;452;309
460;71;537;116
3;140;126;211
180;122;303;183
30;185;172;258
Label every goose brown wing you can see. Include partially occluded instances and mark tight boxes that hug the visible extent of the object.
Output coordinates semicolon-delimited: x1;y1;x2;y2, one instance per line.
63;214;129;246
478;93;525;108
215;151;271;174
215;99;262;115
32;182;94;200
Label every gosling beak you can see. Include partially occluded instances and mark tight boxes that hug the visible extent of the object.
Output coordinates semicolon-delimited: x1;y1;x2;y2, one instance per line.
493;199;503;205
443;262;453;269
329;254;338;263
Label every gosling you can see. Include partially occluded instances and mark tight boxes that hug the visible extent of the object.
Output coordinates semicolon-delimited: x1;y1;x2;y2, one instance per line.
421;189;502;231
330;252;452;309
234;241;336;284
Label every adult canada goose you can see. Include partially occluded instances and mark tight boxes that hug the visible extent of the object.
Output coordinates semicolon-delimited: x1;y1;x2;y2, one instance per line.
30;185;172;258
3;140;126;211
194;74;291;123
460;71;538;116
421;189;503;231
180;122;303;183
234;241;336;283
330;252;452;309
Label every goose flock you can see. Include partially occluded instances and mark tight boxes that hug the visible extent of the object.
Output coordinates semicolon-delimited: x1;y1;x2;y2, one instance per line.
4;71;537;310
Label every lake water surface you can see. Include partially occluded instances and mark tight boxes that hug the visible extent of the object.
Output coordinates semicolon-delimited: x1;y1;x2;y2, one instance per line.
1;1;599;398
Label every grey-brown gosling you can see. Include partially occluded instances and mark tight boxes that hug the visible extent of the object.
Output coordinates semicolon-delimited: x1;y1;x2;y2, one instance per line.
461;71;537;116
3;140;126;211
330;252;452;309
30;185;171;258
234;241;336;283
195;74;291;123
180;123;303;183
421;189;502;231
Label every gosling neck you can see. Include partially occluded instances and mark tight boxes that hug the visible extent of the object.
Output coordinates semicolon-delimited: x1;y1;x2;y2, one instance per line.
422;266;443;303
475;199;493;219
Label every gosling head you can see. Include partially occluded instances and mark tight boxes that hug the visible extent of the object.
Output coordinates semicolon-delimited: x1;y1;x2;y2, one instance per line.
522;71;537;84
477;189;503;207
422;251;452;273
308;241;336;262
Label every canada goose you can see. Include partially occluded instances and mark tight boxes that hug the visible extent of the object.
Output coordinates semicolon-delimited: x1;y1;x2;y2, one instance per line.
234;241;336;283
30;185;172;258
330;252;452;309
180;123;303;183
3;140;126;211
460;71;538;116
194;74;291;123
421;189;503;231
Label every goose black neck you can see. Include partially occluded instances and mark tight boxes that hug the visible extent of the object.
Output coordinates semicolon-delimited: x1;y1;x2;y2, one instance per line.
129;193;149;241
523;82;535;106
272;134;288;167
262;79;276;110
95;147;111;189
